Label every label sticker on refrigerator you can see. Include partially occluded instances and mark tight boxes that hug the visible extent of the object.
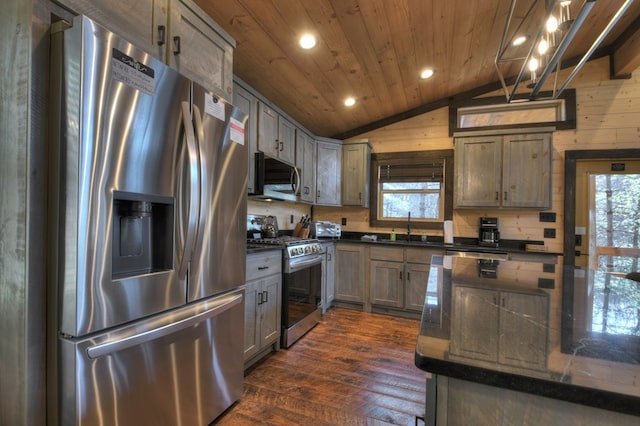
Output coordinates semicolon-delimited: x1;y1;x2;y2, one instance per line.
204;93;225;121
230;117;245;145
111;48;155;96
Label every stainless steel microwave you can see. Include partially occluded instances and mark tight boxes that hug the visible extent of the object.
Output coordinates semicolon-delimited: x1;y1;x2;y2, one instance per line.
251;152;300;202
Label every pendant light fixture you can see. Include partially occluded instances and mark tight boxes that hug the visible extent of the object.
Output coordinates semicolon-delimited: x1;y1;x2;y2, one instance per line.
495;0;634;102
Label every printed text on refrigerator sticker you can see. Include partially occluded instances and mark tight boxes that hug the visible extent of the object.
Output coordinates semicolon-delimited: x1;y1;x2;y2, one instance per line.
111;48;155;96
230;118;245;145
205;93;226;121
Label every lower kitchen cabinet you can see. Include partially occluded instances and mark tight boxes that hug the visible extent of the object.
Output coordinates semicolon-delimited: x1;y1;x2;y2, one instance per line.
244;250;282;368
321;242;336;313
369;246;404;308
449;284;549;371
369;246;443;316
334;244;365;306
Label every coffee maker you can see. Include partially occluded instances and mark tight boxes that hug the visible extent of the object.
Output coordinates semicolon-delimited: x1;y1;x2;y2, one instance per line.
479;217;500;247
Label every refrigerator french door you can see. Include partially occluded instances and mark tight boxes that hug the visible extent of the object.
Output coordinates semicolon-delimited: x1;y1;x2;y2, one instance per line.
49;15;247;425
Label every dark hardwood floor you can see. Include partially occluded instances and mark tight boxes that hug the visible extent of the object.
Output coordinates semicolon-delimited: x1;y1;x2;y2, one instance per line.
214;307;427;425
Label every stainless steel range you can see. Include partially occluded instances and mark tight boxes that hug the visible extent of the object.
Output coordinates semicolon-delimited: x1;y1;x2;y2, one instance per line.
279;237;324;348
247;216;324;348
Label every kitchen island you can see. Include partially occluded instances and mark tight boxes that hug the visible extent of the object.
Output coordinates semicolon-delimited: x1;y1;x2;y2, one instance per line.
415;255;640;425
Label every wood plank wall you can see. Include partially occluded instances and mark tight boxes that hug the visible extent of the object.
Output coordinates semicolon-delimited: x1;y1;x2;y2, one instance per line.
314;56;640;254
248;199;312;232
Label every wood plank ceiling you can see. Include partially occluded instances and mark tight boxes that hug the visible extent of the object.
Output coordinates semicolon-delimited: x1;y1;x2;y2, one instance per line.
194;0;640;139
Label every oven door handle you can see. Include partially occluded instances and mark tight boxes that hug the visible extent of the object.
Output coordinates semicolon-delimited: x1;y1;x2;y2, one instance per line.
287;254;323;273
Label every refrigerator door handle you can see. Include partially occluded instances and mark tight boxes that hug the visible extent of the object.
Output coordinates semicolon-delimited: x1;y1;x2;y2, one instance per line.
86;293;243;359
178;101;200;281
192;103;206;232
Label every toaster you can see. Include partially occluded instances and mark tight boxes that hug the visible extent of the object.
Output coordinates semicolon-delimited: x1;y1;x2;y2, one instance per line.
310;221;341;239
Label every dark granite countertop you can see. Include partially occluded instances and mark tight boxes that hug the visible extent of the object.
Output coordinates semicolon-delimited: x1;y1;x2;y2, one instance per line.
414;255;640;417
336;232;561;257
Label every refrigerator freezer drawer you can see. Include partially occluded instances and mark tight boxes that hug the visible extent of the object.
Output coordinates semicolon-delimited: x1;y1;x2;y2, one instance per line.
59;290;244;426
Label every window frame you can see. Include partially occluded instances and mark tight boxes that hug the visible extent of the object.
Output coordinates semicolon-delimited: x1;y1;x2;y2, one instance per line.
448;89;576;136
370;150;454;230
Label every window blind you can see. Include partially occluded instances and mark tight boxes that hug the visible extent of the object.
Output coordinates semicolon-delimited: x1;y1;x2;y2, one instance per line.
378;160;444;183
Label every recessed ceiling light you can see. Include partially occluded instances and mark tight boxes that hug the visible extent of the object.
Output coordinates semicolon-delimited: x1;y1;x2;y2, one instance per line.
344;97;356;107
299;34;316;49
420;69;435;80
512;35;528;47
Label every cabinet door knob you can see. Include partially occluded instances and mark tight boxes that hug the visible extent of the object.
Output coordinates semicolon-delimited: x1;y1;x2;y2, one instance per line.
495;192;499;201
258;266;269;270
157;25;166;46
173;36;181;55
263;291;269;303
504;191;508;201
258;291;263;305
279;141;284;152
407;272;410;281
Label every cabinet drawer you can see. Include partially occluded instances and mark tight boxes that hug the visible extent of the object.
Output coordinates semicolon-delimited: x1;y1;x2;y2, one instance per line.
370;246;403;262
246;250;282;281
406;248;443;264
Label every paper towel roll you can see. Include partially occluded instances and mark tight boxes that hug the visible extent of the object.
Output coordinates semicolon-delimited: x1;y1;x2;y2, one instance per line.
443;220;454;244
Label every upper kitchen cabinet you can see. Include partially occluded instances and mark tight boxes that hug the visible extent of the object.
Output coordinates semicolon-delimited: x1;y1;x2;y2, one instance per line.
233;81;258;194
315;137;342;206
167;0;235;97
258;104;296;165
296;130;316;204
56;0;168;61
342;140;371;207
57;0;235;97
454;131;552;209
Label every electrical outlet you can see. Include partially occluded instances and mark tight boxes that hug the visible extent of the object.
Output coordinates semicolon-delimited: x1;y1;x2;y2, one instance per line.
341;217;347;226
538;278;555;289
540;212;556;222
544;228;556;238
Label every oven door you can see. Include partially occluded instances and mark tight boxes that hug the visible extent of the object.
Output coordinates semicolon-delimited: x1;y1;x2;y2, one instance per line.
283;254;323;330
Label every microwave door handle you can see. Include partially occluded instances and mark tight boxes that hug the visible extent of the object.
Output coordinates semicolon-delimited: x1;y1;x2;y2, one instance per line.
179;101;200;281
291;166;301;195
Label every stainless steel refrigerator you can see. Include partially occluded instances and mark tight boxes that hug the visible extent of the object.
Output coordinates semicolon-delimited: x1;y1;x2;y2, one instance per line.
49;15;248;425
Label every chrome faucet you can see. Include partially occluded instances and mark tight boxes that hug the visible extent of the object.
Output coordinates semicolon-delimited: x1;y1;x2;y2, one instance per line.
406;211;411;241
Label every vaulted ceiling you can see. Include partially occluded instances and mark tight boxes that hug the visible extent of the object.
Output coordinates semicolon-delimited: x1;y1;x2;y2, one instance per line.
194;0;640;139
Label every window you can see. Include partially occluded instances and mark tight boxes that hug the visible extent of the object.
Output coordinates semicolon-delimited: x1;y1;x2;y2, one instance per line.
448;89;576;136
457;99;565;129
370;150;453;230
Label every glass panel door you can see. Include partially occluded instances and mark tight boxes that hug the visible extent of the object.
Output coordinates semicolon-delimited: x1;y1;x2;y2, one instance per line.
589;173;640;275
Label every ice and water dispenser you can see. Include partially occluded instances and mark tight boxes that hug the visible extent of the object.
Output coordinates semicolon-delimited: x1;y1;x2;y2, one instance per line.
112;192;174;278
